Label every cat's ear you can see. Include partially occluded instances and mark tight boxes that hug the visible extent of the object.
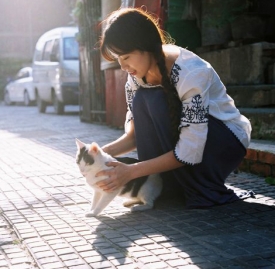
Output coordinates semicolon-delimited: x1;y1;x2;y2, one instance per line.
75;138;85;149
89;142;99;154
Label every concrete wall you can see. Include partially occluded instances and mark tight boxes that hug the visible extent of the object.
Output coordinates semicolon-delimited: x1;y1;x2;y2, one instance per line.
0;0;76;60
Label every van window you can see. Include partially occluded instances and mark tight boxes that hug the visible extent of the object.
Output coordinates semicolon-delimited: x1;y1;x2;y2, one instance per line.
42;40;53;61
63;37;79;60
34;37;46;61
51;39;60;61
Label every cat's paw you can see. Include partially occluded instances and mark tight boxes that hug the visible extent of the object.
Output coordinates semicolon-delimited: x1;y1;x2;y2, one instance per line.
85;211;97;217
123;201;136;207
130;204;154;212
123;199;142;208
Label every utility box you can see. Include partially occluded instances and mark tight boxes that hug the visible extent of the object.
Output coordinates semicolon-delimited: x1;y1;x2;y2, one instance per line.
105;69;127;128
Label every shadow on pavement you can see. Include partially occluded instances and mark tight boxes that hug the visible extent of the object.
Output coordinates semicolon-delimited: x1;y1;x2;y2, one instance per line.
87;199;275;268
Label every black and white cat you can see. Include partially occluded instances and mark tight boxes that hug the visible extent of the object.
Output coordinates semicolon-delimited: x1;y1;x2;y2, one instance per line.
75;139;162;217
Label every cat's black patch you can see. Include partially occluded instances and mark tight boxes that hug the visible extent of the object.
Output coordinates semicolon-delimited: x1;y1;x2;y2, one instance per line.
121;176;147;197
116;157;147;197
77;147;94;165
115;157;138;165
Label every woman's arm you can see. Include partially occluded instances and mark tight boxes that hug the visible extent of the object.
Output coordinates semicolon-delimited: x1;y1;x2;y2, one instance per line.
102;120;136;157
129;150;184;178
96;150;184;192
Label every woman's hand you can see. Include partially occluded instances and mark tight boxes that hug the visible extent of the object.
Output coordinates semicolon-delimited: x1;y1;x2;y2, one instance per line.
96;161;133;192
96;151;184;193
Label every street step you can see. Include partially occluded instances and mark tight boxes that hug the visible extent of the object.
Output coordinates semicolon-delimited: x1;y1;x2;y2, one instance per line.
225;84;275;176
239;139;275;177
227;85;275;107
239;107;275;140
226;84;275;140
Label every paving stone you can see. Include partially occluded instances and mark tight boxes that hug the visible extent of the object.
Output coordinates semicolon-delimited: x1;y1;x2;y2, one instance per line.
33;251;55;259
116;264;141;269
41;261;64;269
55;247;75;256
151;248;171;255
38;256;60;265
63;259;85;267
68;265;91;269
83;255;105;263
1;105;275;269
0;260;8;266
74;244;93;253
137;255;161;264
88;260;115;269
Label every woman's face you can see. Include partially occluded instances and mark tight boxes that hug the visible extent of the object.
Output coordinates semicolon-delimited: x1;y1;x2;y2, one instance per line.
114;50;154;79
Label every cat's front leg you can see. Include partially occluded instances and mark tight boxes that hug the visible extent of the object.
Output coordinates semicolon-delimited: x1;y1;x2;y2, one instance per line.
86;191;119;217
85;191;102;217
85;211;97;217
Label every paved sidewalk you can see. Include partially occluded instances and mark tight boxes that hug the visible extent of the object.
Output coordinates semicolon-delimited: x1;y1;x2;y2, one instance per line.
0;103;275;269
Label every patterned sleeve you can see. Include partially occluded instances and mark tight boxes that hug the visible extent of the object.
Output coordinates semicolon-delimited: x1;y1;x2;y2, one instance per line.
174;67;211;165
124;75;138;133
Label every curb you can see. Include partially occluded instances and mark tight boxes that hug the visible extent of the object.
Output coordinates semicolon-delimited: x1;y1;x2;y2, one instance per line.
239;139;275;177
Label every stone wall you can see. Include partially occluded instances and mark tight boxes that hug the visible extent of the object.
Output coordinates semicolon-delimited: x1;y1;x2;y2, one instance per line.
198;42;275;86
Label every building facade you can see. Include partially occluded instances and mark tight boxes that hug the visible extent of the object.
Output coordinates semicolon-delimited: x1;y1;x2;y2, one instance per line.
0;0;76;59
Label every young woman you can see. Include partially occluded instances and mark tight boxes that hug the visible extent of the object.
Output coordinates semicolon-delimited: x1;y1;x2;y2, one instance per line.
96;7;253;208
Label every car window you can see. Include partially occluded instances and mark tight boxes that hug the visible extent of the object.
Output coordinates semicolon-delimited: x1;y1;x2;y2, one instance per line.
15;69;29;80
63;37;79;60
42;40;53;61
15;71;23;80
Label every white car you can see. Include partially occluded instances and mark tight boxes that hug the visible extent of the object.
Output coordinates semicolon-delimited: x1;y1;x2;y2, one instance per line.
4;67;35;106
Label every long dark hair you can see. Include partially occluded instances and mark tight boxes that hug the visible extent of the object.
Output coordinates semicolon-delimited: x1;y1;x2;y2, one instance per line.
100;8;182;146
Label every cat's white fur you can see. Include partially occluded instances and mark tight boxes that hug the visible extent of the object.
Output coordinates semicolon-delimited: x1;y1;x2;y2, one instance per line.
75;139;162;217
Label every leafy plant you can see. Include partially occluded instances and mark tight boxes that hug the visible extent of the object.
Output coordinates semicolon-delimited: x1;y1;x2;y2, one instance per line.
265;177;275;185
72;0;84;24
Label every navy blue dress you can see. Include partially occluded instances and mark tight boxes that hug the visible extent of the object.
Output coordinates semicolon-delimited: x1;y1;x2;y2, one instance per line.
132;86;252;208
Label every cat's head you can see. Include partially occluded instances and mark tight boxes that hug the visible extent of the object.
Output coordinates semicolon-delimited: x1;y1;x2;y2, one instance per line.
75;139;102;176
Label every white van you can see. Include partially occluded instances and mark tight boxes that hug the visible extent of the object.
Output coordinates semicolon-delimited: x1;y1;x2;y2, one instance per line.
32;27;79;114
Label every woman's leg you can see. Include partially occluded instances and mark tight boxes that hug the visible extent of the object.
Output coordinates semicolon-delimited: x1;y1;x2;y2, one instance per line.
132;87;248;208
133;87;175;160
172;116;247;208
132;87;184;194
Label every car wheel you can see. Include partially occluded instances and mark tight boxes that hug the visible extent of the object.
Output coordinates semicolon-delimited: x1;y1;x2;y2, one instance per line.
53;92;64;115
4;91;14;105
23;91;31;106
36;93;47;113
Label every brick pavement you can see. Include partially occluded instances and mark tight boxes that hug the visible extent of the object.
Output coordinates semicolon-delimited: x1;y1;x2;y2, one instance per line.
0;103;275;269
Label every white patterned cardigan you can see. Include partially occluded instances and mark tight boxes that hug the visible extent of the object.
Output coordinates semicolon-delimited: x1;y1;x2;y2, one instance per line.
124;46;251;165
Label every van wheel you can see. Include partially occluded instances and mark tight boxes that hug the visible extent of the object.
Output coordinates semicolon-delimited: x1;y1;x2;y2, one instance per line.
53;92;64;115
37;93;46;113
24;91;31;106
